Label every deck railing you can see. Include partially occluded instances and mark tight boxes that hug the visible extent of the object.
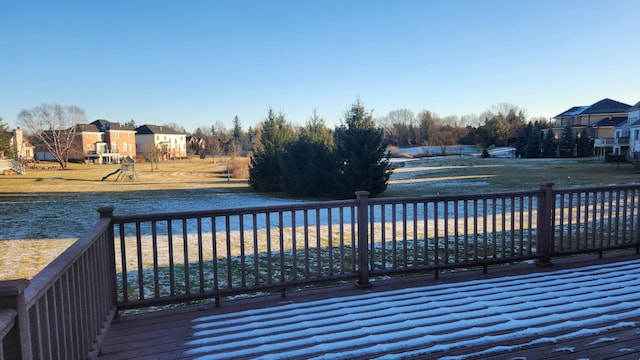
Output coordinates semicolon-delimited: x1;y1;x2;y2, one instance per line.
108;183;640;311
0;209;117;360
2;183;640;358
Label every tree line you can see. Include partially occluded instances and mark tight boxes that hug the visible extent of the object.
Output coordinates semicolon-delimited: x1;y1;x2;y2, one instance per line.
3;101;592;177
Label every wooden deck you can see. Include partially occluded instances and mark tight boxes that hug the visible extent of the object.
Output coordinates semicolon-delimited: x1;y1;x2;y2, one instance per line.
98;254;640;360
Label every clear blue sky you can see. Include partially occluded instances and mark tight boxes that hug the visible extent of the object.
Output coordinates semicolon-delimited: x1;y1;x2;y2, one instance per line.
1;0;638;132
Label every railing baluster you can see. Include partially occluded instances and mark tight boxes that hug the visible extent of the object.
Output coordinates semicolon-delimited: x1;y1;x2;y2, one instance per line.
239;215;246;287
381;204;387;269
402;203;408;267
303;209;310;278
622;190;628;245
182;218;190;294
434;200;440;266
576;192;582;250
197;217;205;292
510;196;516;256
413;202;419;266
315;209;321;277
473;198;478;262
391;203;397;268
292;211;298;279
251;214;258;286
443;201;449;264
462;200;468;263
151;221;159;298
212;216;219;290
281;211;287;281
328;208;334;276
492;198;498;259
167;221;175;296
339;207;345;274
225;215;233;288
423;202;429;265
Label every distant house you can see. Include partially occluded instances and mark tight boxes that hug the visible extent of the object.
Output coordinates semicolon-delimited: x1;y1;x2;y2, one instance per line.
10;128;35;161
135;125;187;160
553;98;632;160
73;120;137;164
627;101;640;154
186;135;207;155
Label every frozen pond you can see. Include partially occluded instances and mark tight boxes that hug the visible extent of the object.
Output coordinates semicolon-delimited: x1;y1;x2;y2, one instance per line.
0;190;308;240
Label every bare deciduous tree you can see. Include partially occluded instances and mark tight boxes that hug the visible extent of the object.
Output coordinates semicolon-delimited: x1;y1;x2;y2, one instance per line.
138;144;162;171
17;103;87;169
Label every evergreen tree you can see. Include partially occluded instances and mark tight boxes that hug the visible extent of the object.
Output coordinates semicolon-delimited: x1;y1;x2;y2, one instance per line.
542;129;557;158
525;124;542;158
558;124;576;157
248;109;296;192
514;126;529;158
0;117;12;159
279;112;335;196
576;127;593;157
332;100;392;198
231;115;248;152
123;118;136;129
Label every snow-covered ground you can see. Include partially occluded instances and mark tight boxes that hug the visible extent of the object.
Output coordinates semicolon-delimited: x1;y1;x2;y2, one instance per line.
395;146;515;158
185;259;640;359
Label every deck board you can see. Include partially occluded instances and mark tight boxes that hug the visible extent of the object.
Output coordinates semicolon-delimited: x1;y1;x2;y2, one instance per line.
98;253;640;359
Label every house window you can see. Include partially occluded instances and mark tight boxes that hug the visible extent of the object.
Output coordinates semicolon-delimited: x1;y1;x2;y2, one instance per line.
635;130;639;140
112;143;118;152
156;135;160;141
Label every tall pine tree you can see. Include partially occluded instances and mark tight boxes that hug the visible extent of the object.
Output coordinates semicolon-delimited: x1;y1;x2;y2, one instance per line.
558;124;576;157
248;109;295;192
525;124;542;158
542;129;557;158
332;100;392;198
279;112;335;196
576;127;593;157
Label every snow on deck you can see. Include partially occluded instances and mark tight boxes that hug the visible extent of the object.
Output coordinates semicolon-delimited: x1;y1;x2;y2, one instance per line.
185;260;640;359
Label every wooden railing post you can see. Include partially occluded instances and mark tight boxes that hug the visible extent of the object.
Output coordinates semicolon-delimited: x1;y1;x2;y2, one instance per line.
355;191;372;288
0;279;32;360
537;183;554;266
98;206;119;315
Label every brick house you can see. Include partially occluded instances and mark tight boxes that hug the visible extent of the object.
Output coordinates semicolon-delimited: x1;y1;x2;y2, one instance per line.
73;120;137;163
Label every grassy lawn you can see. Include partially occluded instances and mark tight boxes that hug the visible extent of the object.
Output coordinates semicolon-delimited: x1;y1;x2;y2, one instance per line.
385;156;640;196
1;155;637;195
0;157;251;193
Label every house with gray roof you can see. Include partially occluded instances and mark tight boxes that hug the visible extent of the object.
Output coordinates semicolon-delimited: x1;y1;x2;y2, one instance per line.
553;98;632;160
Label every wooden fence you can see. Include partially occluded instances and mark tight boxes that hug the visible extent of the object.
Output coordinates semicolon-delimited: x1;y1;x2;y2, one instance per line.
2;183;640;359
